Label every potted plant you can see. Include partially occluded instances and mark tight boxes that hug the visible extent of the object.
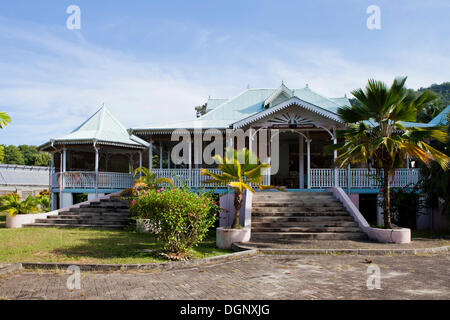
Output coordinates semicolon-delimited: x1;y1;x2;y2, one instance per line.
201;148;283;249
1;193;42;228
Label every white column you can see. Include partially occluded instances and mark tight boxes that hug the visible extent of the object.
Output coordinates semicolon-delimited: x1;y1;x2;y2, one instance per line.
95;146;99;198
59;150;63;209
50;153;54;211
168;143;171;169
333;128;338;187
149;141;153;170
159;144;163;170
299;134;304;189
139;151;143;172
189;140;193;187
307;133;311;189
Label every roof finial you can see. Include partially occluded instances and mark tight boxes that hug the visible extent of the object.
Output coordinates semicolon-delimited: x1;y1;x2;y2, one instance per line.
247;84;250;89
344;93;347;98
281;80;284;86
305;83;309;89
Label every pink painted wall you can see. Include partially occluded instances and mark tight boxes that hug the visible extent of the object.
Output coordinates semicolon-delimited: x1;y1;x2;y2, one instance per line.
348;193;359;210
219;193;246;227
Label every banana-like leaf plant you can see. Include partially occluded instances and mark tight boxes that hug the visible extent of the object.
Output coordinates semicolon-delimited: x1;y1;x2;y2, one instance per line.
201;148;284;229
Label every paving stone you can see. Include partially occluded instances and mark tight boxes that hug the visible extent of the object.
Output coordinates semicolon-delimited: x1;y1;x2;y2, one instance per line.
0;253;449;300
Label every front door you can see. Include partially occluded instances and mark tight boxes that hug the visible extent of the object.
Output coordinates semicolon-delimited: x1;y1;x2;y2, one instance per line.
272;132;301;189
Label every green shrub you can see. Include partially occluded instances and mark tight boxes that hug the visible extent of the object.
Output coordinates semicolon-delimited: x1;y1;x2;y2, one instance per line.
130;187;219;256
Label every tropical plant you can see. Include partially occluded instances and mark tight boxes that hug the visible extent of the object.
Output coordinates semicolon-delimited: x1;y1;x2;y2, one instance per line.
201;148;283;229
36;190;50;212
335;77;450;229
0;193;39;216
0;112;11;129
420;112;450;217
130;187;219;258
121;167;174;197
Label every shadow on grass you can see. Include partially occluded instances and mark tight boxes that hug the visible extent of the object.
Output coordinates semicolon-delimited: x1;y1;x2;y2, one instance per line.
51;229;224;262
0;213;6;228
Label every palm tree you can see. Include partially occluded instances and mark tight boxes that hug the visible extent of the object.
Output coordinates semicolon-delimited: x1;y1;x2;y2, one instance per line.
420;112;450;217
0;112;11;129
201;148;283;229
0;193;39;216
121;167;174;197
335;77;450;229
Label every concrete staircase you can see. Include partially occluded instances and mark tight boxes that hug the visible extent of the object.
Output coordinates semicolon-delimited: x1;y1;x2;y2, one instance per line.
251;192;366;242
24;196;130;230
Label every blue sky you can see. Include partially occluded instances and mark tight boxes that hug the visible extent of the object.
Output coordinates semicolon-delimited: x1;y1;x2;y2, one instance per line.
1;0;450;145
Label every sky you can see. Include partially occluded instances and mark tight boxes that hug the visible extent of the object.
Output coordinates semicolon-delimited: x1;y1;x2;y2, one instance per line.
1;0;450;145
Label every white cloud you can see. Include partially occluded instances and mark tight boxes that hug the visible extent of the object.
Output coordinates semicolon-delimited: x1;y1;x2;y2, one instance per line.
1;16;449;146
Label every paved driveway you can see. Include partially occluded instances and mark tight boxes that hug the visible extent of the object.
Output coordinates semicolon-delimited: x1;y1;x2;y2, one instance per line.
0;253;449;300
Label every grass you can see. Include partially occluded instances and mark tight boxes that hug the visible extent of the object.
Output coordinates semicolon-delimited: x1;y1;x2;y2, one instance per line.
0;226;231;264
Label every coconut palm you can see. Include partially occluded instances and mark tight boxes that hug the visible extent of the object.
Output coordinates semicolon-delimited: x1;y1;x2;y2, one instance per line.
121;167;174;197
0;112;11;129
0;193;39;216
335;77;450;229
201;148;283;229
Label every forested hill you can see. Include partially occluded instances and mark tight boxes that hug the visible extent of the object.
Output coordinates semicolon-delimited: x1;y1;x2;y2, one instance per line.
349;82;450;123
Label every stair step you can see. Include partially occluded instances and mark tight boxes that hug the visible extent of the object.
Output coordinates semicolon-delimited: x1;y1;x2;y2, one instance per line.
251;221;358;228
252;207;345;214
251;226;362;233
23;223;125;230
252;211;350;217
251;232;366;241
252;201;341;207
38;218;128;224
252;215;354;224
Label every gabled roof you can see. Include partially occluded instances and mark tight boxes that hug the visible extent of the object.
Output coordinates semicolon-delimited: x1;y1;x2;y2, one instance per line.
133;84;350;132
40;106;149;150
232;96;343;129
429;105;450;125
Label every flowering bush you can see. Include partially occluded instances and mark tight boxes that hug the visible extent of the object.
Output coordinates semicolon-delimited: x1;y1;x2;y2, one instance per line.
129;187;219;256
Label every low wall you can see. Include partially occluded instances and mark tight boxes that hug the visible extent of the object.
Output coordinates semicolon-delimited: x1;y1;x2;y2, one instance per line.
5;191;122;228
329;187;411;244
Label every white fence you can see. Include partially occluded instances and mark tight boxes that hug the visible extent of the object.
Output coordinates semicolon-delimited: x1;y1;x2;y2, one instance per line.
153;168;271;188
51;168;419;190
53;172;134;190
309;168;419;188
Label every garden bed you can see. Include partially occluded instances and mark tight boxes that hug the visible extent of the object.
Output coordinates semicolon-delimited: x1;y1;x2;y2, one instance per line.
0;227;231;264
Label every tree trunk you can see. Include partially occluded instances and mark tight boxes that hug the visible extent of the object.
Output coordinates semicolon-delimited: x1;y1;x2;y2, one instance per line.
383;165;393;229
232;190;243;228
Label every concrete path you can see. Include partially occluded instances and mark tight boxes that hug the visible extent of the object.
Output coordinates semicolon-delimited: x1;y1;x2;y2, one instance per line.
0;253;449;300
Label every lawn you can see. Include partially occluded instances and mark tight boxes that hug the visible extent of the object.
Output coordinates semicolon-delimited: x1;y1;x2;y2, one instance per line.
0;225;231;264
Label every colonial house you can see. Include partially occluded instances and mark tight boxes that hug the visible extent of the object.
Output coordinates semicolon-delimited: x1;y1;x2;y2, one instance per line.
39;83;449;228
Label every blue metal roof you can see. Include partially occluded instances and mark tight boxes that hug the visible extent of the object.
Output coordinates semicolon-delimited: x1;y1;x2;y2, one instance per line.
134;85;350;131
429;105;450;125
40;106;149;150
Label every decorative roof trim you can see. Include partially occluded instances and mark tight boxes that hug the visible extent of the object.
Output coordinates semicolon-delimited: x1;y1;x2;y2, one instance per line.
39;139;147;151
232;97;343;129
264;84;293;108
133;128;226;136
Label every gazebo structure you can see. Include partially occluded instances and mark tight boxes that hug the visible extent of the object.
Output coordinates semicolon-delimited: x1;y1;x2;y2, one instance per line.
39;106;149;209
